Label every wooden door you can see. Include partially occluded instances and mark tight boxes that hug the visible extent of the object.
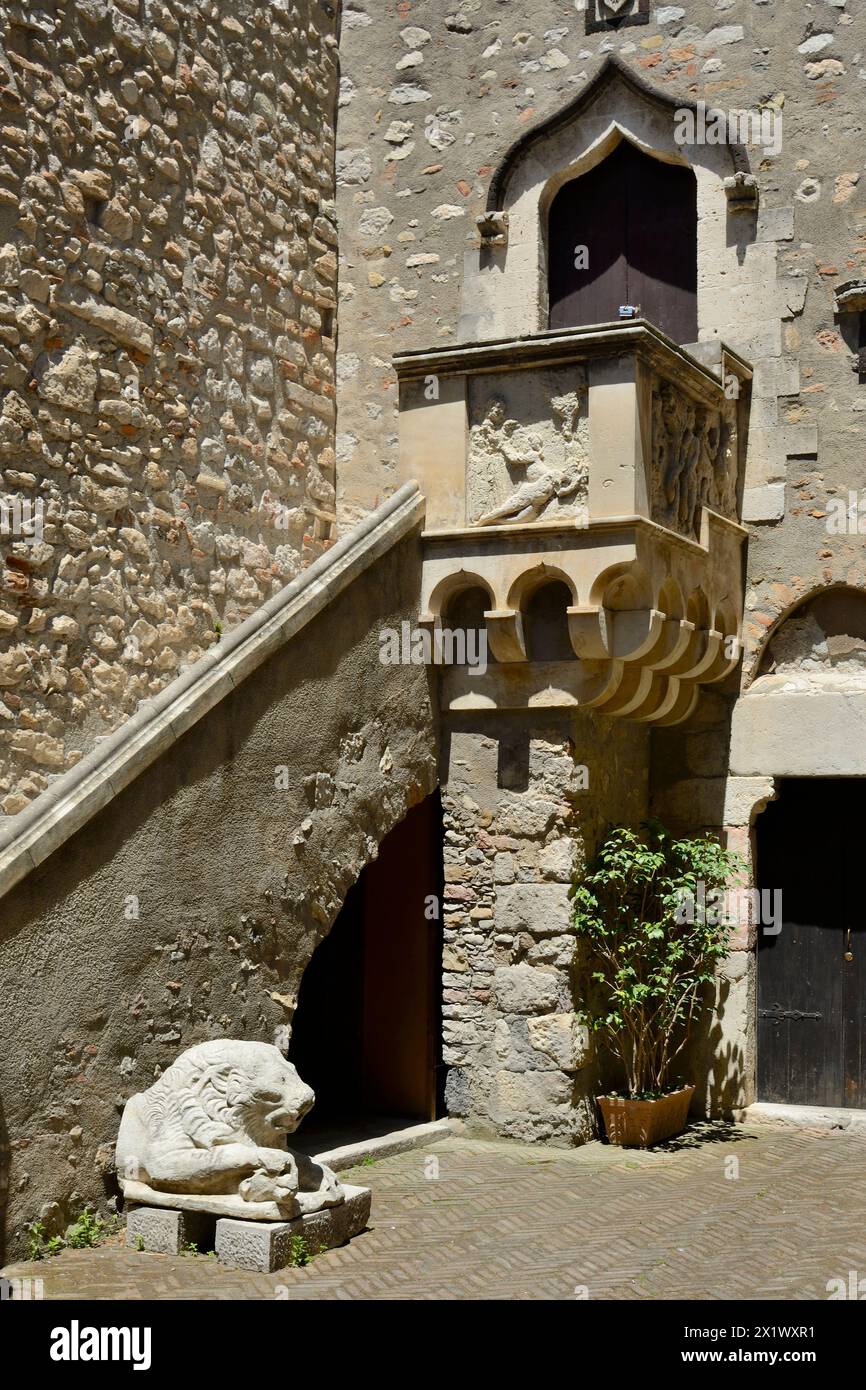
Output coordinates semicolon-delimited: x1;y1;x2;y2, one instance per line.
548;139;698;344
757;779;866;1108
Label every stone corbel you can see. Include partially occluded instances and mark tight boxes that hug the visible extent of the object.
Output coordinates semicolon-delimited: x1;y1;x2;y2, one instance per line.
632;675;687;725
476;210;509;249
699;634;742;684
607;608;665;663
834;280;866;315
577;658;626;709
588;664;655;718
568;606;664;664
484;608;526;662
652;683;699;727
724;172;759;215
668;628;724;682
643;618;697;673
567;604;609;660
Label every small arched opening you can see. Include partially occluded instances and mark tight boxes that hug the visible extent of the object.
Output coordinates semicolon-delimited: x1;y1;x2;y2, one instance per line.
757;587;866;678
523;580;574;662
443;585;496;666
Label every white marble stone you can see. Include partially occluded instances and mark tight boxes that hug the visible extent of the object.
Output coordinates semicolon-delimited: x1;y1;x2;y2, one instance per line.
117;1040;346;1221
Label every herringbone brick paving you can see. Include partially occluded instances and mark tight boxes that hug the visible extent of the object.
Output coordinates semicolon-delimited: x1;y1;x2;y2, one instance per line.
4;1123;865;1300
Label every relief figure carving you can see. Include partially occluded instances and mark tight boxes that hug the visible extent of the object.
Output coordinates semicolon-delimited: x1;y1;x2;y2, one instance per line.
652;379;733;535
470;392;589;526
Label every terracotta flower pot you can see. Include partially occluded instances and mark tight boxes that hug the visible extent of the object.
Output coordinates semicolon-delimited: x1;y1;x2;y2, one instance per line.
597;1084;695;1148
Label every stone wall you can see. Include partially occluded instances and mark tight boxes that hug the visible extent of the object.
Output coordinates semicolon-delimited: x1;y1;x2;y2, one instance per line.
336;0;866;1117
0;0;338;815
440;712;649;1144
336;0;866;676
0;526;438;1261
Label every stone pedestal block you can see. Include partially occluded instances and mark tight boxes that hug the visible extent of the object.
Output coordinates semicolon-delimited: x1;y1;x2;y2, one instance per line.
215;1185;371;1272
126;1205;215;1255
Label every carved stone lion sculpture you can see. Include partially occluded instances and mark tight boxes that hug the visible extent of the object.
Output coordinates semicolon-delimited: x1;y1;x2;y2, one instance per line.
116;1040;345;1221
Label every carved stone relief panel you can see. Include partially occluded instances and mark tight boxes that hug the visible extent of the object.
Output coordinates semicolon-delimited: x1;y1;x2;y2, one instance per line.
650;376;737;537
467;367;590;527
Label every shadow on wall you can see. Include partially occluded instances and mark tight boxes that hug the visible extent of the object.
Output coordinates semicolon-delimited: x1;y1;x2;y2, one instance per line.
0;1094;8;1265
649;687;738;837
0;530;438;1261
684;977;747;1118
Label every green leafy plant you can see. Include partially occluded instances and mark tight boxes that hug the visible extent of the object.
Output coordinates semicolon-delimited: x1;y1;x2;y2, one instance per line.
27;1206;111;1259
65;1207;106;1250
571;819;746;1099
133;1234;145;1253
27;1221;65;1259
287;1234;311;1267
27;1221;47;1261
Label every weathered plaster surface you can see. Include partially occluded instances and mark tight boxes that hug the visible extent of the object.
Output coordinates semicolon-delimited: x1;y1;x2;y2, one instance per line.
0;527;437;1260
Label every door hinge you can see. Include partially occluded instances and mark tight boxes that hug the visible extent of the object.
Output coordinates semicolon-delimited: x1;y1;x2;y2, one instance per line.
759;1005;823;1023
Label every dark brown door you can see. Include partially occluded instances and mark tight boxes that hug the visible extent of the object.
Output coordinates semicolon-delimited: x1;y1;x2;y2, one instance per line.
757;779;866;1108
548;139;698;344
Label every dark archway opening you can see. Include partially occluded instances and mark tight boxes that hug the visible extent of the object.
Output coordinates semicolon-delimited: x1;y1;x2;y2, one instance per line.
523;581;574;662
289;792;444;1143
757;778;866;1108
444;585;496;665
548;138;698;343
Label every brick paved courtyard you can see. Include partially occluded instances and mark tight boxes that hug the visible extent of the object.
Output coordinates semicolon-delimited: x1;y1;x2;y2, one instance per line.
4;1123;865;1300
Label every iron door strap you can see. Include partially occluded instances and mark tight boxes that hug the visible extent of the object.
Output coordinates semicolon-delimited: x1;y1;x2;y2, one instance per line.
758;1004;823;1023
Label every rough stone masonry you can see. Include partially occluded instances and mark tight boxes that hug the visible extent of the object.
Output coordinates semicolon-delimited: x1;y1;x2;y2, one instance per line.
0;0;338;816
334;0;866;1139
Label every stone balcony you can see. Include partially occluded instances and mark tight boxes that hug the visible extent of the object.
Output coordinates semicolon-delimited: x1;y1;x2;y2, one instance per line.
395;322;752;726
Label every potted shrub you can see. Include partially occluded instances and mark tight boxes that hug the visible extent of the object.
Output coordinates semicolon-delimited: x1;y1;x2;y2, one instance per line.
571;819;745;1148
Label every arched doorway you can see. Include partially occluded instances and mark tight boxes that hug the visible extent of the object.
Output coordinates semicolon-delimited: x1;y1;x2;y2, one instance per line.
547;139;698;342
289;793;444;1138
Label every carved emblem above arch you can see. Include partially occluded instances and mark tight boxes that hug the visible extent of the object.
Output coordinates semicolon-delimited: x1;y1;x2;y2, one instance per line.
585;0;650;35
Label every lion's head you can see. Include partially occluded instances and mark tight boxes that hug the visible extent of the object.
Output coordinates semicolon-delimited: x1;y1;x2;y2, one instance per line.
147;1040;315;1150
